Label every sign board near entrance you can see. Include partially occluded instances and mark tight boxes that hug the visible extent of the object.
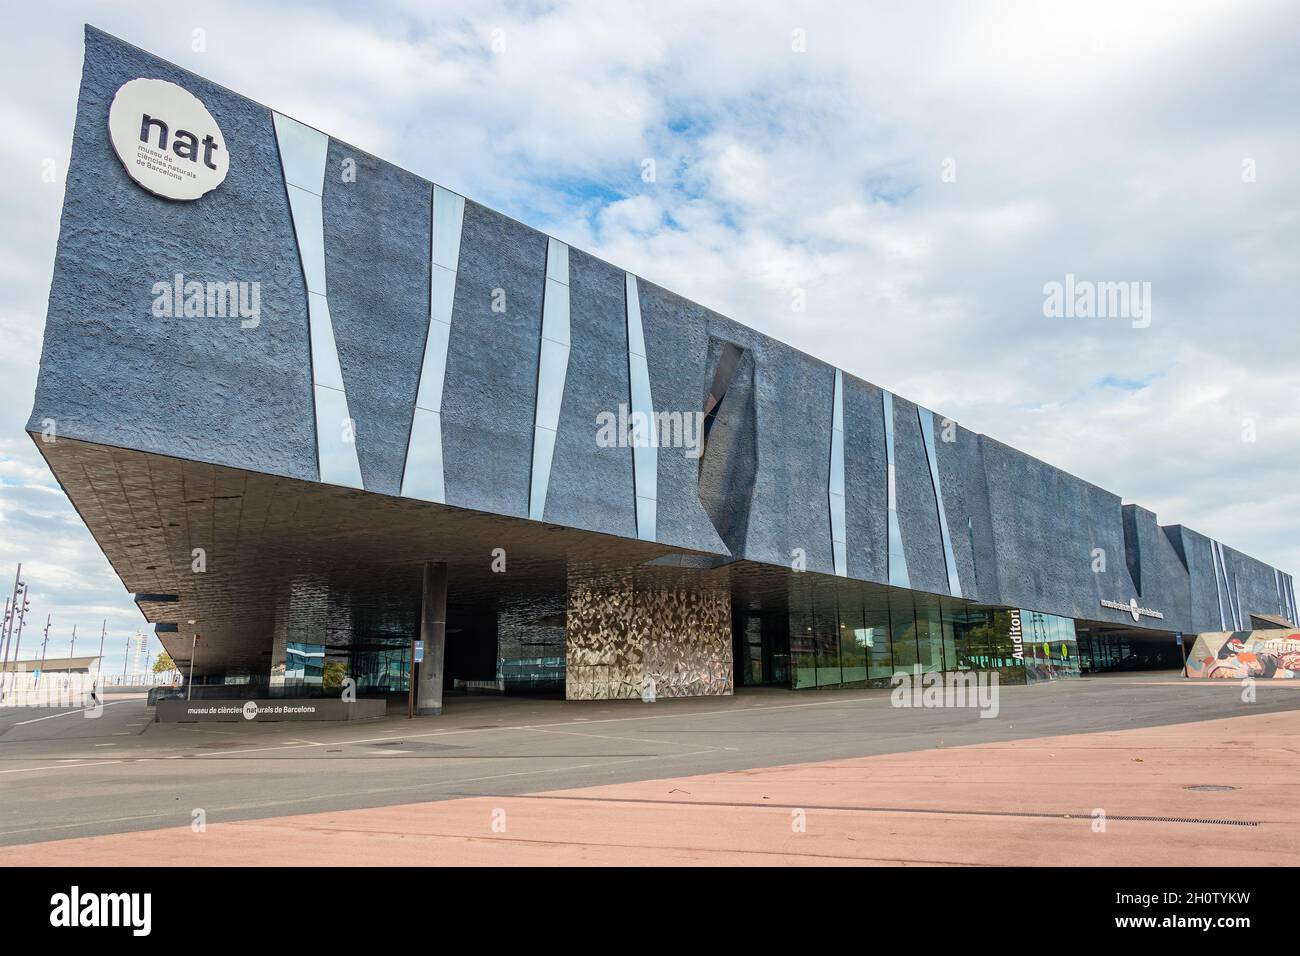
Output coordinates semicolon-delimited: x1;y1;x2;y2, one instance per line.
155;698;386;722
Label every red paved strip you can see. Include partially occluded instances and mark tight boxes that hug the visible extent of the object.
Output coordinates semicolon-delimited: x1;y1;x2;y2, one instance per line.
3;709;1296;866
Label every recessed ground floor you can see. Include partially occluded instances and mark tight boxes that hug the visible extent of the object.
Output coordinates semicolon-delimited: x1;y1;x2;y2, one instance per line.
36;437;1196;707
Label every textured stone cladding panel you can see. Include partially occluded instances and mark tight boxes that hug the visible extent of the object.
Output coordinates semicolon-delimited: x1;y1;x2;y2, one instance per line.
950;425;1001;604
565;574;731;700
28;27;317;480
322;141;431;496
981;436;1153;628
542;249;637;537
926;418;973;598
635;281;728;555
890;395;948;595
841;373;888;584
1178;527;1226;632
1126;504;1191;633
742;337;836;575
441;201;545;519
1223;544;1287;623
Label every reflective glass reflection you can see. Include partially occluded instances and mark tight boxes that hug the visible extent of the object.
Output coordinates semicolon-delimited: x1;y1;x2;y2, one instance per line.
882;391;910;588
313;384;364;489
402;407;445;502
272;113;328;194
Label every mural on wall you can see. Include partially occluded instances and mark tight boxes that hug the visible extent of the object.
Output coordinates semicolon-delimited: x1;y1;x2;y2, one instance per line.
1184;630;1300;679
566;569;732;700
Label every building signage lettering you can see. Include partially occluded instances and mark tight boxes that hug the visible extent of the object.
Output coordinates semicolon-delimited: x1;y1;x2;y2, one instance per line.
108;77;228;200
1008;609;1024;660
1101;598;1165;624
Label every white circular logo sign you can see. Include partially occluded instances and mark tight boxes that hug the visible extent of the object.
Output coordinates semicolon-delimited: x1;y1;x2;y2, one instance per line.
242;701;259;720
108;77;228;200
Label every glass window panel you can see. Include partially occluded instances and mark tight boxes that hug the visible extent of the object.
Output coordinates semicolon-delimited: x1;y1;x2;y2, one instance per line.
528;425;557;521
837;580;867;686
273;112;328;193
307;293;344;390
285;185;327;294
889;590;918;675
864;593;893;683
789;578;817;689
814;578;841;688
916;601;943;673
940;606;958;671
314;384;364;489
431;186;466;271
402;407;445;503
988;609;1027;685
634;495;656;542
541;277;571;347
533;338;570;432
414;314;452;412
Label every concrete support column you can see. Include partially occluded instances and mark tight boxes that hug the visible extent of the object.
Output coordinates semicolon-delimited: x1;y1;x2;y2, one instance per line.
416;561;448;716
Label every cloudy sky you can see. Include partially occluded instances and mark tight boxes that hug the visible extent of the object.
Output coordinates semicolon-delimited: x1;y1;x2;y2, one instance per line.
1;0;1296;672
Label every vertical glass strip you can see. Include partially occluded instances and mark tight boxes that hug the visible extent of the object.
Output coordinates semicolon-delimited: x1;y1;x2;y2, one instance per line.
529;238;571;521
626;273;657;541
403;185;465;502
313;385;364;489
1232;571;1244;632
918;407;962;597
1209;540;1225;629
882;391;909;588
1216;546;1237;629
828;370;847;576
273;112;363;490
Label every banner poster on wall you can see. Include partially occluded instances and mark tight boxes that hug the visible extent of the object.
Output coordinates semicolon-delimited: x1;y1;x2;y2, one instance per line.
1184;630;1300;679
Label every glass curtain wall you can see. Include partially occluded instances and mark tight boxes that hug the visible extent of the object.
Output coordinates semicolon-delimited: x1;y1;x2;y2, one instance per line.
1021;610;1080;682
837;579;868;687
864;592;893;682
789;582;1086;689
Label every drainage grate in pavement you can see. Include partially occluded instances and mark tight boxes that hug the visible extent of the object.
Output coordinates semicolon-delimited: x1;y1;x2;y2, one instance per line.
1184;784;1239;792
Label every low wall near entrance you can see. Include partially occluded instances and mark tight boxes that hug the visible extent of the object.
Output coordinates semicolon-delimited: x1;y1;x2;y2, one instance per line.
155;698;387;722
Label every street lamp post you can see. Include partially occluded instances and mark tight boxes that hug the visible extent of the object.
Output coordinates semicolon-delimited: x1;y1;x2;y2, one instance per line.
0;596;10;704
0;565;24;703
1;564;19;664
95;619;106;696
36;615;50;689
7;586;30;702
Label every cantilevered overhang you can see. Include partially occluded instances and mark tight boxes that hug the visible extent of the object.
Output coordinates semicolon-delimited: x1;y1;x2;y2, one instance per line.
32;433;978;678
30;433;706;674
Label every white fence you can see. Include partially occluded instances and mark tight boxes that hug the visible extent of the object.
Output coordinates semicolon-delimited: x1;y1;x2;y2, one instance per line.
100;672;179;688
0;671;180;708
0;672;96;708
